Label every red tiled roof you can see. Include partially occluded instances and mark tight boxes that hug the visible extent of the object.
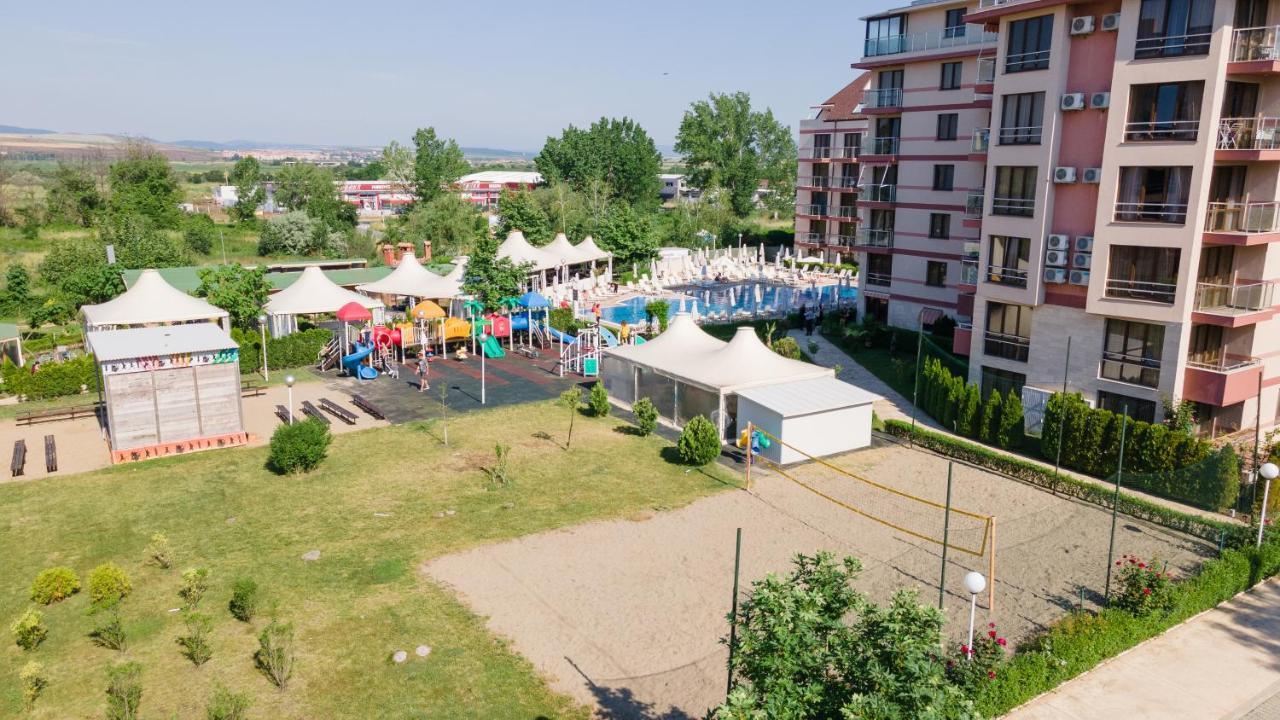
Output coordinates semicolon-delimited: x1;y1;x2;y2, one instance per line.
818;73;871;122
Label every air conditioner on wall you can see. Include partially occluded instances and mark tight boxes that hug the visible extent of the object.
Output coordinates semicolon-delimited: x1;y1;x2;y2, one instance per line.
1083;168;1103;184
1071;16;1096;34
1075;235;1094;252
1046;249;1069;266
1101;13;1120;31
1044;267;1067;283
1090;92;1111;109
1047;233;1070;250
1070;270;1091;285
1061;93;1087;110
1054;167;1078;183
1073;253;1092;269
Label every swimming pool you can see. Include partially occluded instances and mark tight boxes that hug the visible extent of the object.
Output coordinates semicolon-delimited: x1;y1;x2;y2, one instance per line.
601;282;857;325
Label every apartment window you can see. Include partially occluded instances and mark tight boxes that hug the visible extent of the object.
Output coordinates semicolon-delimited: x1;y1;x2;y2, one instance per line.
933;164;955;191
937;113;959;140
984;301;1031;362
926;261;948;287
1188;324;1226;367
1125;81;1203;141
993;167;1036;216
1100;319;1164;387
865;253;892;286
841;132;862;159
1115;166;1192;223
866;14;907;56
1135;0;1213;59
1006;15;1053;72
999;92;1045;144
838;221;857;243
940;62;963;90
945;8;968;38
1106;246;1180;303
929;213;951;239
812;134;832;160
981;367;1026;400
1097;390;1158;423
987;235;1030;287
838;162;858;189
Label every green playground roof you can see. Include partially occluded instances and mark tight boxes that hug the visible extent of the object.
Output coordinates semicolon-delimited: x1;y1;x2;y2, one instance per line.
0;322;19;341
120;264;403;293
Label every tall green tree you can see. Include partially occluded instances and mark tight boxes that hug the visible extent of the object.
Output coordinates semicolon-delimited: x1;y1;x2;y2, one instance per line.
5;265;30;306
411;127;469;203
535;117;662;207
274;164;355;230
496;189;552;245
195;266;272;330
380;140;414;191
228;157;265;223
676;92;797;217
463;232;530;311
46;161;103;226
388;194;486;258
98;213;186;269
596;202;657;268
105;141;183;227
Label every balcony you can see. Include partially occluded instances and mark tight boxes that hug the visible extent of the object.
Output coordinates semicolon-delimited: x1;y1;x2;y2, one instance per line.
1204;201;1280;244
855;228;894;248
991;196;1035;217
1004;48;1050;74
796;232;825;245
1100;352;1162;388
832;146;860;160
865;271;892;287
1192;281;1279;326
983;331;1030;362
1183;356;1264;407
1124;119;1199;143
832;175;861;190
976;57;995;87
1114;201;1188;225
1216;117;1280;160
953;322;972;357
860;184;897;203
862;26;997;59
971;128;990;154
862;137;900;157
1134;31;1211;60
1104;278;1178;304
997;125;1042;145
863;88;903;110
965;192;984;220
1230;26;1280;72
986;265;1029;288
796;175;832;190
795;204;829;217
832;234;857;247
958;259;979;291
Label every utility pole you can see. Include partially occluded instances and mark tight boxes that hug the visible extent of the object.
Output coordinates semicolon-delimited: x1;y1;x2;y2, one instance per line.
1104;406;1129;602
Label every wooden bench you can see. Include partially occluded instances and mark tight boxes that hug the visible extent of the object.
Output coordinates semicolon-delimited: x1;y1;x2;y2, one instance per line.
274;405;292;424
350;394;385;420
44;435;56;473
300;400;330;425
240;381;266;398
11;440;26;477
16;403;100;426
319;397;358;425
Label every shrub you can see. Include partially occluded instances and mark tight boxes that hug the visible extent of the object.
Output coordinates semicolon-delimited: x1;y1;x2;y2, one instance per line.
229;578;259;622
482;443;511;487
88;563;133;606
980;391;1001;444
11;609;47;651
206;685;252;720
90;610;128;651
677;415;721;466
1;354;99;400
588;380;610;417
771;336;802;360
957;383;981;438
145;532;173;569
179;567;210;609
177;612;214;666
183;213;217;255
946;622;1008;693
20;660;47;710
633;397;658;436
30;566;81;604
268;418;332;474
997;389;1024;449
255;619;296;689
105;661;143;720
644;299;670;331
1112;554;1175;615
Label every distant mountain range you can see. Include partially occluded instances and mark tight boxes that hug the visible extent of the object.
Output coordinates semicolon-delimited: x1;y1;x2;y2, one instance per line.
0;124;56;134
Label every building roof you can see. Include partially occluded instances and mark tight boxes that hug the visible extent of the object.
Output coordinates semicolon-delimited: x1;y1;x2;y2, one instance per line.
82;269;229;330
736;376;881;418
264;266;384;317
87;323;237;362
817;73;872;122
0;322;19;341
458;170;544;185
356;251;463;299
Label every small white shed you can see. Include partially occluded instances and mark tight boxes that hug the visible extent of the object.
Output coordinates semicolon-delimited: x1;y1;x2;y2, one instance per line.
735;377;880;465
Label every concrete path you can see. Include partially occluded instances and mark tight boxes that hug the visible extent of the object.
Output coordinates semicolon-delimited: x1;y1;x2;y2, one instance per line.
1004;579;1280;720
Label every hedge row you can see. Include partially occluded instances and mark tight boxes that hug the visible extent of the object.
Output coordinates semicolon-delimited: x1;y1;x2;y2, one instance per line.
919;357;1023;449
0;355;99;400
881;420;1241;545
232;328;332;372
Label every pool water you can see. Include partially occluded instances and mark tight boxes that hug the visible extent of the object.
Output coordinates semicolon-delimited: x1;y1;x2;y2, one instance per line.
601;282;857;325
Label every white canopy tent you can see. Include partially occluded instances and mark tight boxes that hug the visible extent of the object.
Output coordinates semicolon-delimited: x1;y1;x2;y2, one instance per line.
82;269;230;332
497;230;560;271
264;266;384;337
355;251;462;301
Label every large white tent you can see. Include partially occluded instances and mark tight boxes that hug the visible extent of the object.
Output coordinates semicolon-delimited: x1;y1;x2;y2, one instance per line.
82;269;230;332
355;251;462;300
543;232;585;265
497;230;560;271
264;266;384;337
573;235;611;263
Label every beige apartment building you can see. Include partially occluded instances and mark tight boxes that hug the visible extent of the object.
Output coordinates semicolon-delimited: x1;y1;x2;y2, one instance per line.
804;0;1280;434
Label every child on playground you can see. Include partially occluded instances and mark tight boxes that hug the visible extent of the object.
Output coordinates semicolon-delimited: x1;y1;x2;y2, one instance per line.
416;352;430;392
619;320;631;345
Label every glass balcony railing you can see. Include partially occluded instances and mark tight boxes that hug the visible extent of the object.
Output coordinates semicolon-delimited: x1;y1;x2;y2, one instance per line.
863;26;996;57
797;232;824;244
796;204;828;216
960;259;979;285
965;192;984;219
803;146;832;159
986;266;1029;288
1204;201;1280;233
972;128;990;152
983;331;1030;362
863;137;900;155
1124;119;1199;142
864;271;892;286
1193;281;1277;314
1186;355;1261;373
992;196;1035;217
1104;278;1178;304
1231;25;1280;62
977;57;996;84
860;184;897;203
1218;117;1280;150
832;146;861;160
1114;201;1188;224
796;176;832;189
863;88;903;109
997;125;1043;145
833;175;860;189
856;229;894;248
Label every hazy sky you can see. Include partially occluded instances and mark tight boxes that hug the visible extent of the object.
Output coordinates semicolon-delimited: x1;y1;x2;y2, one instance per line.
1;0;876;151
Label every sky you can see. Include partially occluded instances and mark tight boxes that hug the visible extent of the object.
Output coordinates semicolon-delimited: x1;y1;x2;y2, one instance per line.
0;0;879;151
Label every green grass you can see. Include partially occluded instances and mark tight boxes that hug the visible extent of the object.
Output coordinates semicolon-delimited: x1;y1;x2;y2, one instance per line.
0;402;738;718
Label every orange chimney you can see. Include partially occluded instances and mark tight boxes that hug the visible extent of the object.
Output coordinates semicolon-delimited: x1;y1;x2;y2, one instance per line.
380;243;396;267
397;242;414;264
421;240;433;262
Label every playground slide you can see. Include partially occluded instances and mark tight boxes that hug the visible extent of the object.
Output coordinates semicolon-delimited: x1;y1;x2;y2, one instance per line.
480;335;505;358
597;326;620;347
509;314;530;331
540;323;577;345
342;343;379;380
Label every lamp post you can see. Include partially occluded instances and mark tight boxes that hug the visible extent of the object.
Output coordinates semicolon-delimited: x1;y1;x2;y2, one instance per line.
257;314;269;381
285;374;295;424
480;333;487;405
963;571;987;660
1256;462;1279;548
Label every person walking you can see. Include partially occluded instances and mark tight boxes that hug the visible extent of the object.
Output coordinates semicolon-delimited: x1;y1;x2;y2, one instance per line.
416;352;430;392
619;320;631;345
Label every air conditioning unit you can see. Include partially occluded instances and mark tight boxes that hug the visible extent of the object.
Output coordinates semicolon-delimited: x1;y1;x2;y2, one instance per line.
1083;168;1103;184
1054;167;1078;183
1101;12;1121;31
1047;233;1070;250
1044;267;1068;284
1090;92;1111;109
1073;252;1092;269
1070;269;1091;285
1061;93;1087;111
1074;235;1094;252
1046;249;1068;267
1071;16;1096;35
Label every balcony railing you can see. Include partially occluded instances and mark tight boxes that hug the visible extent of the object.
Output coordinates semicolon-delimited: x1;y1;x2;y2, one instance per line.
1204;201;1280;233
833;175;860;189
1194;281;1277;314
863;88;903;109
1104;278;1178;304
1186;355;1261;372
863;27;997;57
856;228;894;248
833;146;861;159
972;128;990;153
991;196;1035;217
965;192;984;219
797;176;832;188
863;137;901;155
986;265;1029;288
1005;48;1050;73
978;0;1036;9
976;57;996;84
960;259;979;285
833;205;858;219
1125;119;1199;142
833;234;857;246
1101;352;1162;388
997;125;1043;145
1134;31;1212;59
983;331;1030;362
804;146;833;159
861;184;897;202
1114;201;1188;224
796;204;829;216
1232;25;1280;62
1218;117;1280;150
865;271;892;286
797;232;824;245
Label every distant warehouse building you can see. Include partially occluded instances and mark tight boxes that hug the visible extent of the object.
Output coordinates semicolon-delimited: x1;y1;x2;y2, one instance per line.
338;180;414;215
457;171;543;209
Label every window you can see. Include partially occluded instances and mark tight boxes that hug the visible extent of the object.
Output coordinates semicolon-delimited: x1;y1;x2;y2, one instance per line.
865;253;892;286
1135;0;1213;59
987;235;1030;287
1097;391;1158;423
841;132;862;159
933;164;955;191
999;92;1045;144
940;62;963;90
866;14;907;56
981;367;1026;400
929;213;951;239
1125;82;1203;141
1006;15;1053;72
926;261;948;287
1188;324;1225;367
1106;246;1181;303
945;8;968;37
984;302;1031;362
937;113;959;140
1115;166;1192;223
993;167;1036;216
1100;319;1164;387
872;117;901;155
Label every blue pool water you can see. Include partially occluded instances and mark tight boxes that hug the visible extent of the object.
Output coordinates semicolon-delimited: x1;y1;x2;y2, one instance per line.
601;283;857;325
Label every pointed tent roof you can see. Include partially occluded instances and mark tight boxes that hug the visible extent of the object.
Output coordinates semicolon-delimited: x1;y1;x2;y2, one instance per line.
497;230;559;271
543;232;589;265
694;326;832;392
264;266;383;317
445;256;468;282
355;251;461;299
573;235;611;262
82;269;229;330
605;312;725;366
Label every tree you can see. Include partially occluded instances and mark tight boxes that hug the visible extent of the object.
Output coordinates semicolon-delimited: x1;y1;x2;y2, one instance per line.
98;213;186;269
274;164;355;230
597;201;657;268
196;266;271;330
411;127;469;203
676;92;797;217
228;157;265;223
496;188;551;245
5;265;30;306
182;213;217;255
557;388;582;449
106;141;183;228
257;211;324;256
389;194;485;257
46;161;103;226
59;263;125;307
998;388;1025;449
715;552;976;720
463;231;529;311
980;390;1002;444
380;140;414;192
535;117;662;206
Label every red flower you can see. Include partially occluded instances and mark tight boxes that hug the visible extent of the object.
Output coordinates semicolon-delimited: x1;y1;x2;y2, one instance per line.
989;630;997;638
1129;558;1137;564
1143;587;1151;595
1115;560;1122;566
988;622;996;628
997;637;1007;647
960;644;969;654
1138;563;1146;569
988;670;996;679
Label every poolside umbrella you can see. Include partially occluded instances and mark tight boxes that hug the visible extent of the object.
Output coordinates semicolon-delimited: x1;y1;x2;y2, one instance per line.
753;283;763;318
518;291;551;347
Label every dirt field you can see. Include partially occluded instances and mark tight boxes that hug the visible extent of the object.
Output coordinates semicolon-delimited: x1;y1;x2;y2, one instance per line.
425;440;1215;719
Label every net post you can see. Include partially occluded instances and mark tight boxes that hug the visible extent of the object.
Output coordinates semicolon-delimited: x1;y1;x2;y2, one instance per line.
938;461;953;610
745;422;754;493
726;527;743;698
988;516;996;612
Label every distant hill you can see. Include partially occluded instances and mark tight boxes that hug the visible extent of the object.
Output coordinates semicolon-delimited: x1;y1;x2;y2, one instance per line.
0;124;56;135
459;146;535;159
172;138;535;158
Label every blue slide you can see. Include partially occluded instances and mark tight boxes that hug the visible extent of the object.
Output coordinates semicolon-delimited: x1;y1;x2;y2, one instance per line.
539;322;577;345
597;326;620;347
342;342;378;379
509;314;530;331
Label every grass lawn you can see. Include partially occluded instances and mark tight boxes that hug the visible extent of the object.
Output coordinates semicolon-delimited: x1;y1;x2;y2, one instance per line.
821;328;967;402
0;402;738;719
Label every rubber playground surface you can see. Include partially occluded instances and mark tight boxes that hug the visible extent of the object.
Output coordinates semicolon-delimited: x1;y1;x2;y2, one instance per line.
425;440;1214;719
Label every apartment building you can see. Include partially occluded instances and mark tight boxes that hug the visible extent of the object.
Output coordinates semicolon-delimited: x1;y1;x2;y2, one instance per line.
797;75;871;264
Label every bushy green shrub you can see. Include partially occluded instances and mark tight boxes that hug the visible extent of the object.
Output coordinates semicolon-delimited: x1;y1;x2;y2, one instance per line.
179;567;210;609
644;300;670;331
633;397;658;436
229;578;259;622
1;355;99;399
998;389;1024;449
88;563;132;606
105;661;143;720
177;611;213;666
255;619;296;689
771;336;802;360
206;685;252;720
11;609;47;650
588;381;610;417
30;566;81;604
268;418;332;474
548;307;581;335
145;532;173;569
266;328;332;370
90;610;127;651
183;213;217;255
20;660;47;710
980;391;1001;444
677;415;721;466
1112;554;1175;615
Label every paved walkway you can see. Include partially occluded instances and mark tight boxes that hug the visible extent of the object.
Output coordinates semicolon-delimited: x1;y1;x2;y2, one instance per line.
1004;579;1280;720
